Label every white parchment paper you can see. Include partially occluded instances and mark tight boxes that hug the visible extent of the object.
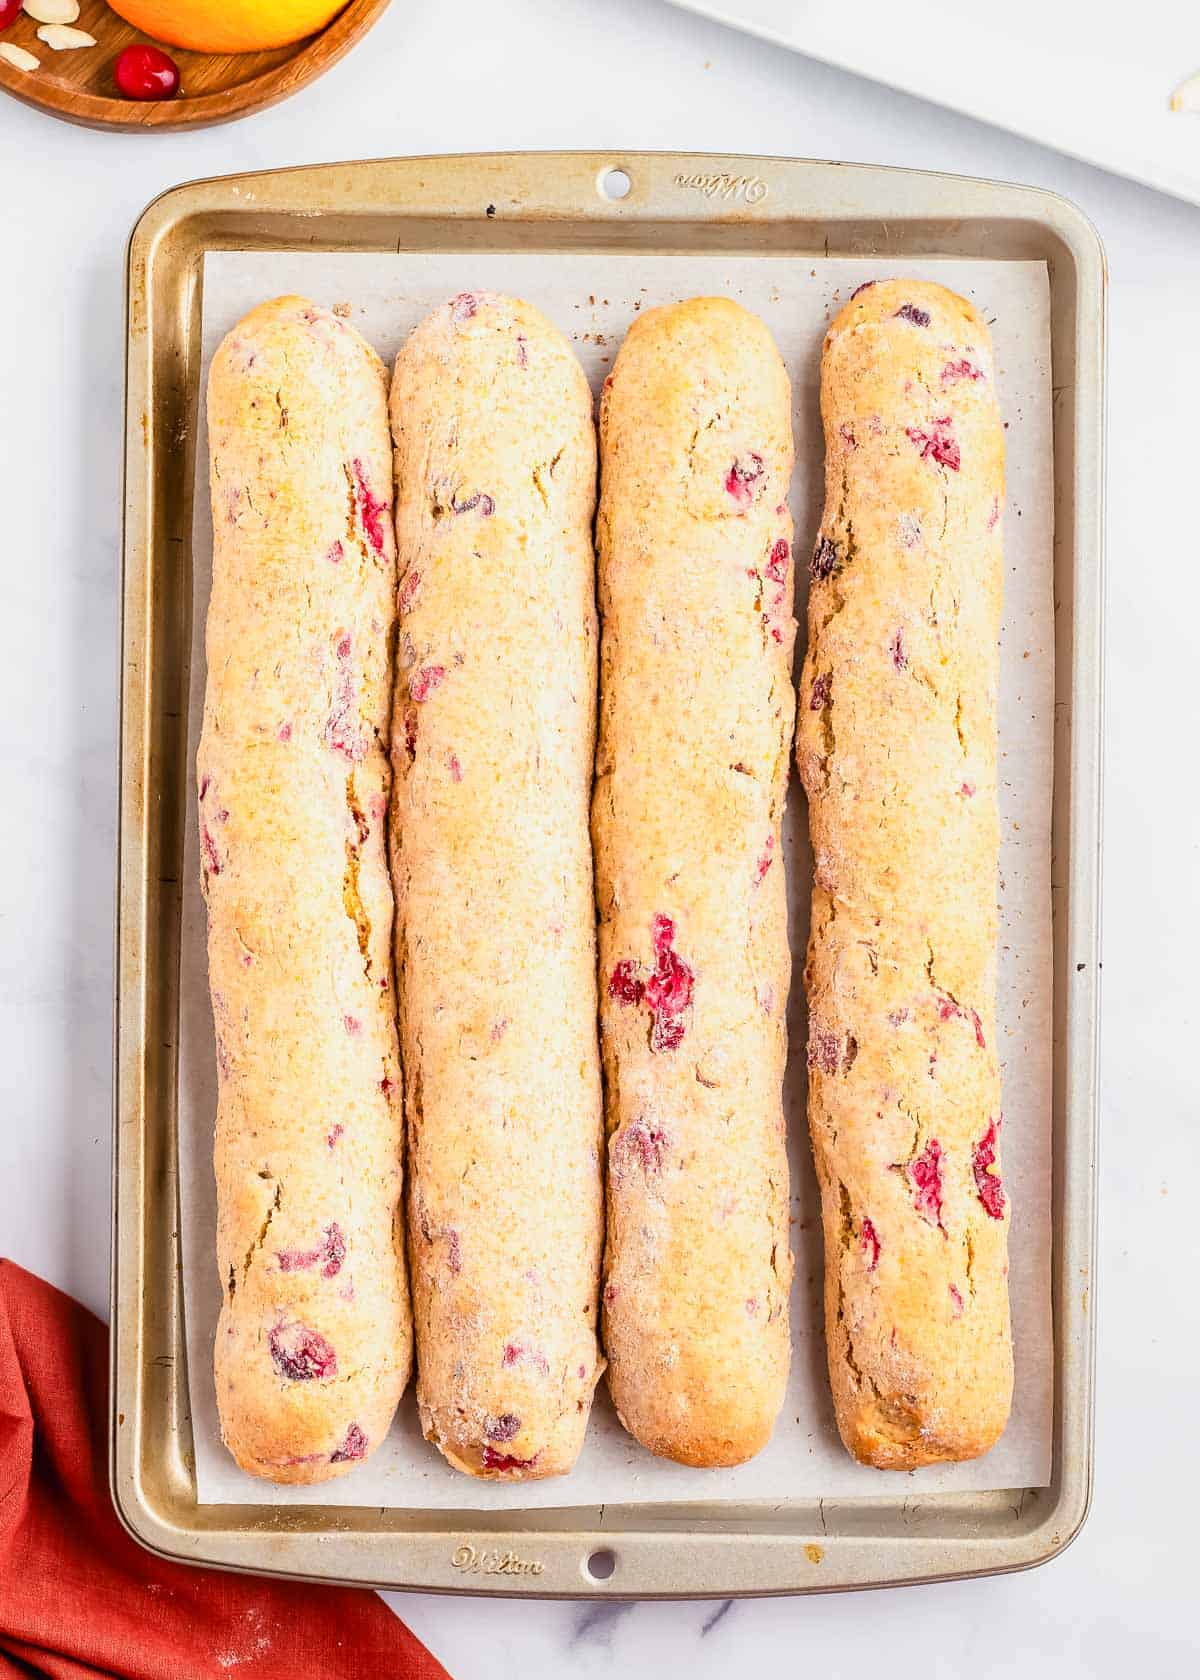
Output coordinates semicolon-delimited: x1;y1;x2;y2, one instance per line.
181;251;1054;1508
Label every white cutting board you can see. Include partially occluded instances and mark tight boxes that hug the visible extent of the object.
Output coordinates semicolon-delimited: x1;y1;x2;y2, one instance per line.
672;0;1200;206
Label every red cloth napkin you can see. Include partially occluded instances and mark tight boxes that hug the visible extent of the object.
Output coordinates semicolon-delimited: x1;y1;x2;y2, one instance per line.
0;1259;451;1680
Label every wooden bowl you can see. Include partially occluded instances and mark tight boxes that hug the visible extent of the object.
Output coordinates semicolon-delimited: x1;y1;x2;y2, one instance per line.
0;0;391;131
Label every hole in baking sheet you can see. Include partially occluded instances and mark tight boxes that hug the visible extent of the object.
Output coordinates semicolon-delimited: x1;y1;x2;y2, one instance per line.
600;168;631;201
585;1547;617;1581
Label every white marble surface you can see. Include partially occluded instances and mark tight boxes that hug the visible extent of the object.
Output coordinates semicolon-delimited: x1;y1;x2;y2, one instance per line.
0;1;1195;1675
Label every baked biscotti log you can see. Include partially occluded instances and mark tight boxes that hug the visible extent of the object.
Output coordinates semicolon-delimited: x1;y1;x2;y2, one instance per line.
594;297;796;1468
797;278;1013;1470
389;291;605;1480
200;296;411;1484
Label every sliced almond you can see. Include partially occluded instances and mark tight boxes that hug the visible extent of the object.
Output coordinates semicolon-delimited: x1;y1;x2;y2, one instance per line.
1170;71;1200;112
22;0;79;23
37;22;95;48
0;41;40;71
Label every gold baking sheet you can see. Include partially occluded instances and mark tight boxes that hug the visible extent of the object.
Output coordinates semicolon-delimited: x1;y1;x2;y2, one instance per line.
114;153;1103;1596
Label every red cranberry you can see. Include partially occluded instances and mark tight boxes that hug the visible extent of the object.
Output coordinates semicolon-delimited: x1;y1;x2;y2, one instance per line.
894;303;931;327
609;915;695;1051
330;1422;368;1463
973;1119;1006;1218
910;1140;945;1229
644;919;693;1016
725;454;765;507
0;0;23;27
765;538;789;583
614;1123;669;1177
937;994;986;1048
268;1322;337;1383
860;1217;881;1271
276;1222;345;1279
906;417;961;471
410;665;446;703
351;459;388;553
115;45;181;102
200;824;222;881
609;959;645;1006
502;1342;549;1374
482;1447;536;1472
807;1027;856;1076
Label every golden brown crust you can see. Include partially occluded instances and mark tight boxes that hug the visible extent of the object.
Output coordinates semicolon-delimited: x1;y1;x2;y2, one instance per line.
796;278;1013;1470
594;297;795;1468
201;295;411;1484
389;292;604;1481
